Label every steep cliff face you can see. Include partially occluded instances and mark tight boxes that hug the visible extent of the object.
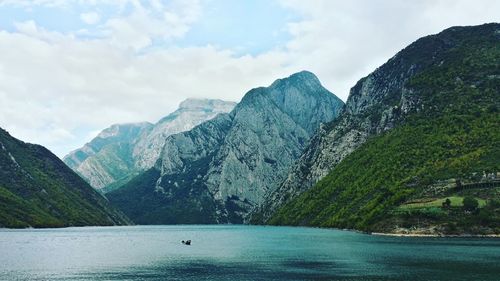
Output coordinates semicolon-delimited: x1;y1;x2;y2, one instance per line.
252;23;500;224
258;23;500;234
63;99;235;191
0;127;130;228
108;71;344;224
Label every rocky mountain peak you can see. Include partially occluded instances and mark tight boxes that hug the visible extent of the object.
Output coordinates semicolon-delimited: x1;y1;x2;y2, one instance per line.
178;98;237;112
270;70;322;89
96;122;153;139
236;71;343;134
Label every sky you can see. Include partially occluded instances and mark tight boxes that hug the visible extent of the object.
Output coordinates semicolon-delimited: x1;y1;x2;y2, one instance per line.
0;0;499;157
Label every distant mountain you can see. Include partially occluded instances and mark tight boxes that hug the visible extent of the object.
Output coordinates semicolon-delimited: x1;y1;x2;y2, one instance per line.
63;99;236;192
0;127;130;228
108;71;344;224
133;99;237;170
259;24;500;235
63;122;153;191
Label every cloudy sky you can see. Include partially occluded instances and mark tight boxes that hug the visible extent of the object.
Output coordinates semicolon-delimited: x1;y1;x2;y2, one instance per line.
0;0;499;157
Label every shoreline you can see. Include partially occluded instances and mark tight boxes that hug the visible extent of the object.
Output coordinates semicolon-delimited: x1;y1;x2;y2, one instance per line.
2;224;500;238
256;223;500;238
370;232;500;238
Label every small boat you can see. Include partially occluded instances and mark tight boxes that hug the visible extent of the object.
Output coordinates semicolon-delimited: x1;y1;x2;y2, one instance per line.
181;240;191;245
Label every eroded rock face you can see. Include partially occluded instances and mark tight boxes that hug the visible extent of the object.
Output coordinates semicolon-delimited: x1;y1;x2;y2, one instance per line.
109;71;344;224
63;99;236;191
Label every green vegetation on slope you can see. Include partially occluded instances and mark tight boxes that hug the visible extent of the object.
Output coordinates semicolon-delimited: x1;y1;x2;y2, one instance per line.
108;168;219;224
0;185;61;228
0;128;130;228
270;112;499;232
269;24;500;234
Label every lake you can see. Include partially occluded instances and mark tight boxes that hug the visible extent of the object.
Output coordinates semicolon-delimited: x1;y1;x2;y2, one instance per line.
0;225;499;280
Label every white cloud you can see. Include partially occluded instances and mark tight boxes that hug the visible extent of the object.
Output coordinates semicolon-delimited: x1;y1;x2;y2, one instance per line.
0;0;499;158
0;22;290;157
80;12;100;25
102;0;202;50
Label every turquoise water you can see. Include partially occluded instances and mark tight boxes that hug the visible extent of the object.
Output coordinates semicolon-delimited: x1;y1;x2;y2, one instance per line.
0;225;499;280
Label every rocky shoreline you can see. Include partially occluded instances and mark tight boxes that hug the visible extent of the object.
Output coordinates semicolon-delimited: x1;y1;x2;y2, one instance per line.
371;232;500;238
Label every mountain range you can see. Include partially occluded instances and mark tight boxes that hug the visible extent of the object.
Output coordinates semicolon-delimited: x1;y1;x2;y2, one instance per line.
2;23;498;234
63;99;236;192
107;71;344;224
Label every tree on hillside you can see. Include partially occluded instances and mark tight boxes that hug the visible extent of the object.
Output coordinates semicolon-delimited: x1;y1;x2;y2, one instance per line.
442;198;451;208
463;197;479;212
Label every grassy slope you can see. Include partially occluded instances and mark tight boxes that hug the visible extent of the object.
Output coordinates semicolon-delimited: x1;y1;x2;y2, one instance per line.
269;25;500;234
0;129;130;228
398;196;487;209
